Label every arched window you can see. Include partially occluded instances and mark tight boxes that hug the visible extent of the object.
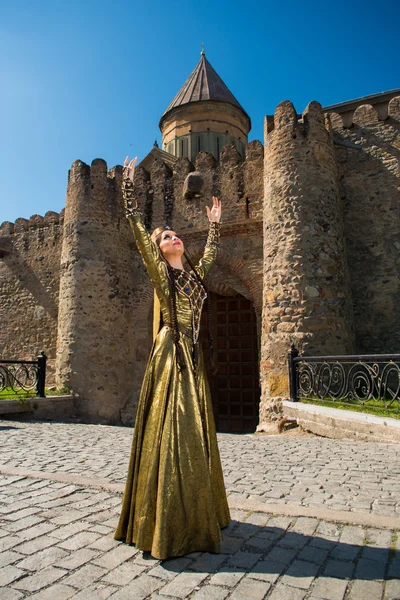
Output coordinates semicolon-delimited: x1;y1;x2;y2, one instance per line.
197;136;201;152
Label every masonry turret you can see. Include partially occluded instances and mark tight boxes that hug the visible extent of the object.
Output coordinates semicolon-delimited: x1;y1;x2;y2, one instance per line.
260;100;355;422
56;159;137;423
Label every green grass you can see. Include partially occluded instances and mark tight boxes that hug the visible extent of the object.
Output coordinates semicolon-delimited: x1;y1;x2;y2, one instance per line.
0;386;71;402
301;397;400;420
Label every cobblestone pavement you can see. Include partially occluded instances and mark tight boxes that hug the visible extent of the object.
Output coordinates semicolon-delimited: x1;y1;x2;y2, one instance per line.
1;419;400;599
1;421;400;517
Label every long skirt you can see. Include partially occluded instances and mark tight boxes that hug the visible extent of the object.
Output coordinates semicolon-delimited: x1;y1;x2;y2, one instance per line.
114;326;230;559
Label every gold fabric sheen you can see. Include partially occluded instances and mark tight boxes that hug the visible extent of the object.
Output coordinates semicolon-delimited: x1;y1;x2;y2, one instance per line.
114;213;230;560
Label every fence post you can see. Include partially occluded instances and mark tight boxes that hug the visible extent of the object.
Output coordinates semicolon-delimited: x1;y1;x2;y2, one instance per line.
36;352;47;398
288;345;299;402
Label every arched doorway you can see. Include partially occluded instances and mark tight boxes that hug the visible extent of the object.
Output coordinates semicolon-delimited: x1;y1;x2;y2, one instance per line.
203;293;260;433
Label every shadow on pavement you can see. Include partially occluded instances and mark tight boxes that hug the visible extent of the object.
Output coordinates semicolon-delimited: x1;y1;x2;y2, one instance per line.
161;520;400;582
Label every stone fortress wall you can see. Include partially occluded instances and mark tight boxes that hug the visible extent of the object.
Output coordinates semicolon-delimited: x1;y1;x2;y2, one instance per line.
0;94;398;426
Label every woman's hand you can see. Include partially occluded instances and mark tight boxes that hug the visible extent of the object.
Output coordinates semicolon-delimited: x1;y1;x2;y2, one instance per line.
206;196;222;223
123;156;138;182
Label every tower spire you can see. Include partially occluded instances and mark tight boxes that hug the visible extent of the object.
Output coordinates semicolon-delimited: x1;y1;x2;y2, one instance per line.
201;43;205;56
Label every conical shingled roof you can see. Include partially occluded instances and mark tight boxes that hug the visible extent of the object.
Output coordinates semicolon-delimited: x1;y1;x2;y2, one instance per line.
161;54;250;122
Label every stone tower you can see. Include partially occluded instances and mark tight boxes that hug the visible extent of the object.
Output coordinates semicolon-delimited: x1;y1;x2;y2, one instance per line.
55;160;137;423
159;50;251;162
260;100;355;422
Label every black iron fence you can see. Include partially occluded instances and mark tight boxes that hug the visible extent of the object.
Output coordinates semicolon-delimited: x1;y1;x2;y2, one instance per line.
288;346;400;410
0;353;47;398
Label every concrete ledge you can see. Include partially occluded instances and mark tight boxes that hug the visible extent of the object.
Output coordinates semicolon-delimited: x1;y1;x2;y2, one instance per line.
0;395;75;420
283;400;400;444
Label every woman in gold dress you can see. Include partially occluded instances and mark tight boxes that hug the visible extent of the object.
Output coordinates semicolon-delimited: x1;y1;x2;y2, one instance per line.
114;157;230;560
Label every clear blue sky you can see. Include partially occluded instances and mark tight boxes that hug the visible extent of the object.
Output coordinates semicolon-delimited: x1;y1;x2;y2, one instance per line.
1;0;399;223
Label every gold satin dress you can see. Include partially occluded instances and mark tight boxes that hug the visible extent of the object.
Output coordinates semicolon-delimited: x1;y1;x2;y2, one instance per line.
114;212;230;560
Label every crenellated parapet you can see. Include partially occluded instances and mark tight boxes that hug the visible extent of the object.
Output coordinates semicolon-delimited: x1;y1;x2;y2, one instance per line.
129;142;264;236
0;210;63;236
324;89;400;128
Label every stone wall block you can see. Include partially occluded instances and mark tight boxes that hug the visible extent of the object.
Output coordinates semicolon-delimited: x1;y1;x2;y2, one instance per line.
14;218;29;232
273;100;298;134
0;222;15;235
389;96;400;119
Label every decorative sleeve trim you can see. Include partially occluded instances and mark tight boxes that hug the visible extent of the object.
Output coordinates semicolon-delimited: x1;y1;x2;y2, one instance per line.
122;178;142;218
206;221;221;247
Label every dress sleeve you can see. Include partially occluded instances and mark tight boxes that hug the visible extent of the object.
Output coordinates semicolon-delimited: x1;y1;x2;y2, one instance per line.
195;221;221;279
123;178;168;293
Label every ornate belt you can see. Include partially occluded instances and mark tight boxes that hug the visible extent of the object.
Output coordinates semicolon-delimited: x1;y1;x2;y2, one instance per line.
163;322;193;341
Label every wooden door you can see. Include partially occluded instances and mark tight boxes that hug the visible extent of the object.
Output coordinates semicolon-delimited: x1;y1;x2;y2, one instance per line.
202;293;260;433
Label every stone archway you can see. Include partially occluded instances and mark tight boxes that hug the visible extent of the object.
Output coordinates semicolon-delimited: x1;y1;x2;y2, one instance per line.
202;292;261;433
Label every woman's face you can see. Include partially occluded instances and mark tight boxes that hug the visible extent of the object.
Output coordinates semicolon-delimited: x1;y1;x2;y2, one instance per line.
158;230;184;259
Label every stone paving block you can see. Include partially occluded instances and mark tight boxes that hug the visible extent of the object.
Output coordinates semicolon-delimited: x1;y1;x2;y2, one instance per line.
2;507;42;521
365;528;393;547
17;522;58;541
89;535;120;552
266;545;298;564
3;514;44;532
209;568;245;588
323;559;354;579
228;576;271;599
249;559;285;583
330;544;360;561
12;566;68;592
298;545;330;565
190;552;227;572
290;517;319;536
67;583;117;599
315;522;341;541
281;559;320;589
92;544;139;569
48;520;92;540
387;558;400;578
58;531;102;550
147;564;177;581
101;562;145;585
14;535;58;555
245;512;270;526
219;535;243;554
309;537;336;550
338;526;365;546
361;546;390;562
0;589;25;600
384;579;400;600
89;524;114;535
189;585;230;600
354;558;386;580
311;577;349;600
347;580;384;599
28;583;76;599
277;531;310;550
0;564;25;586
109;574;162;600
0;550;24;568
157;571;208;597
267;583;307;599
227;550;262;570
61;563;107;590
18;546;68;571
54;547;100;569
244;536;275;552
